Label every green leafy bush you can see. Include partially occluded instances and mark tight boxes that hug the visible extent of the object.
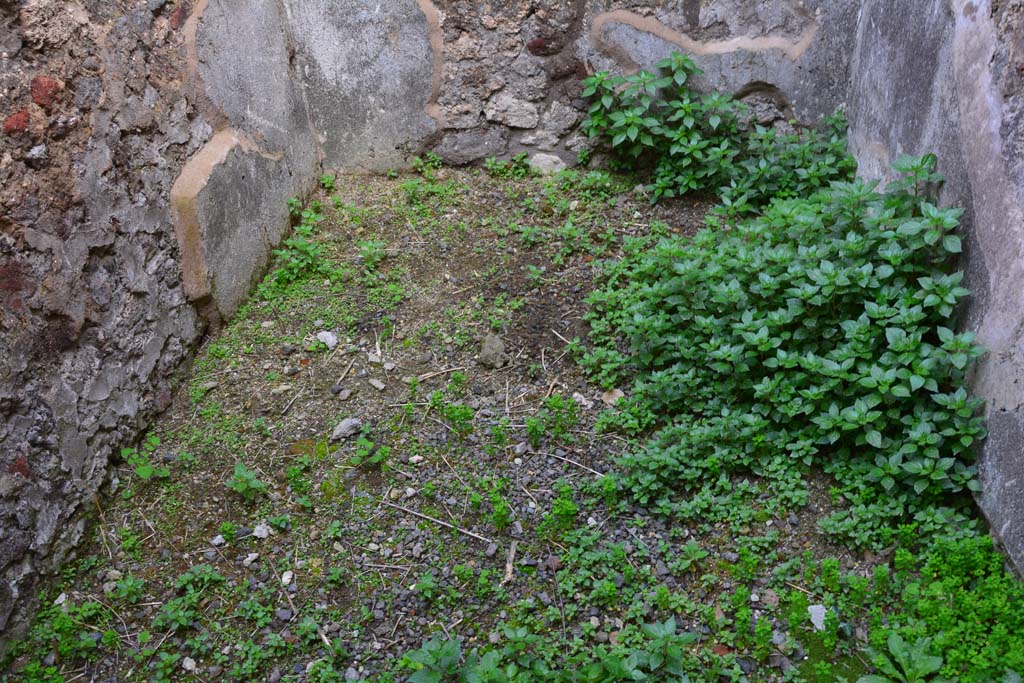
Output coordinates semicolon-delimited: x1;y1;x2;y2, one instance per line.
872;535;1024;682
397;617;739;683
584;155;985;547
581;51;855;207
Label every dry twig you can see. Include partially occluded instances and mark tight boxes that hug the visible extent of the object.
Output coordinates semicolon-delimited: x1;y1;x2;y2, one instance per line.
383;501;494;545
502;540;518;585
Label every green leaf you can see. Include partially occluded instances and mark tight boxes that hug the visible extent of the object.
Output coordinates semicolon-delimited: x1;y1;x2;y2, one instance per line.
885;328;907;346
866;430;883;448
897;220;923;236
409;670;442;683
943;234;962;253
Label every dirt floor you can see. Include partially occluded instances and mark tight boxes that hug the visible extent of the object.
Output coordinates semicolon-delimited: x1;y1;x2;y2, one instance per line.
2;167;869;683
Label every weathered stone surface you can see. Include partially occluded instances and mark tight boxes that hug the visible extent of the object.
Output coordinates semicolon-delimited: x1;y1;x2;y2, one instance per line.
529;152;568;174
1;0;205;644
581;0;858;124
287;0;441;170
171;0;321;321
171;130;307;319
434;126;509;165
478;334;510;369
194;0;317;161
485;92;540;129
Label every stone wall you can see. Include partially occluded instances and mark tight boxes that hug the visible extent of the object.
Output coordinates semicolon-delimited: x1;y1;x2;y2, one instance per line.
2;0;1024;645
1;0;207;638
430;0;859;167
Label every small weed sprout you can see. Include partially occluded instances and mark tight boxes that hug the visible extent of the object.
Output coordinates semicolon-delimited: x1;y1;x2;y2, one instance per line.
226;462;267;502
484;153;532;179
413;571;439;601
121;433;169;482
357;239;387;272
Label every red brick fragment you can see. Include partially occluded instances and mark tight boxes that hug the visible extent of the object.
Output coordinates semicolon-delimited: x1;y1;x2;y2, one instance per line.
3;109;29;135
170;0;192;30
7;456;31;479
30;76;63;109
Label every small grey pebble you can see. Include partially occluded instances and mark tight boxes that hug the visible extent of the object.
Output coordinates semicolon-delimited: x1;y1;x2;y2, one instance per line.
485;543;498;558
275;608;292;622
